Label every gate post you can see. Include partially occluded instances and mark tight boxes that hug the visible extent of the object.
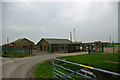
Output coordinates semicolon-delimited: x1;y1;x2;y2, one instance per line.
85;72;87;80
52;58;54;80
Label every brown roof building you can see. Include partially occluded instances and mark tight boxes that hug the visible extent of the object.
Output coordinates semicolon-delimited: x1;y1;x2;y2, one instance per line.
37;38;73;53
3;38;34;53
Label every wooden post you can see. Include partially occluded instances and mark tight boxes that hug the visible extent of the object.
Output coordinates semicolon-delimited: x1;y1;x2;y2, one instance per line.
113;44;114;54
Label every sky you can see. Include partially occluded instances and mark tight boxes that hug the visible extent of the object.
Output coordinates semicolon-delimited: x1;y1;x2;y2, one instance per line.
1;1;118;45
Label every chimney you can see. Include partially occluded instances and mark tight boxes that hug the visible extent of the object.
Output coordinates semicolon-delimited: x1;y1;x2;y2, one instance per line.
70;32;72;41
7;37;9;44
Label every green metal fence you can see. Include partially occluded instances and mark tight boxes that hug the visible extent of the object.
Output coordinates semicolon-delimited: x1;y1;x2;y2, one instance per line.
2;47;30;54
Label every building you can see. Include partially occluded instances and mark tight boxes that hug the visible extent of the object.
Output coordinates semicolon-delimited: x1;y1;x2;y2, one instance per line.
2;38;34;53
0;46;1;54
100;41;110;46
81;41;110;47
80;41;110;52
37;38;73;53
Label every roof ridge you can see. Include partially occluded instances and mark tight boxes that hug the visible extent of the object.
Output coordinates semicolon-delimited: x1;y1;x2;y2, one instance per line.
10;38;34;44
43;38;69;40
40;38;72;44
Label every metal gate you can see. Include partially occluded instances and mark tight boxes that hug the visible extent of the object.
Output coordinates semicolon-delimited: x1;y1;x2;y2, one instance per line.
52;58;120;80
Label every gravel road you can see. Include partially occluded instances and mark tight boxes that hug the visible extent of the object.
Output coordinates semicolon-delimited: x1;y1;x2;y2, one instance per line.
2;52;87;78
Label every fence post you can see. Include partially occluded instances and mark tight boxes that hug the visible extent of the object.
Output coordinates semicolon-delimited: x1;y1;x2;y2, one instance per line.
52;58;54;80
113;44;114;54
85;72;87;80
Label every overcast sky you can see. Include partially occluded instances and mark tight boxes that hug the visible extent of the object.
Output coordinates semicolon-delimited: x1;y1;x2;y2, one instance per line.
2;2;118;45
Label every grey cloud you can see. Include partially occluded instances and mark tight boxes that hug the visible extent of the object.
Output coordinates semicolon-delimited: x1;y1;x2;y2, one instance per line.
2;2;118;44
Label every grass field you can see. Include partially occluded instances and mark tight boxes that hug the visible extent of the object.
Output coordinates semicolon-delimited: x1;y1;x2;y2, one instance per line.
34;54;120;79
104;45;116;48
104;43;120;48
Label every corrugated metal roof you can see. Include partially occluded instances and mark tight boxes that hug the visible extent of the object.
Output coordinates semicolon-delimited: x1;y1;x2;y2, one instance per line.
3;38;34;47
12;38;34;43
82;41;110;43
42;38;72;44
7;38;34;46
13;38;25;43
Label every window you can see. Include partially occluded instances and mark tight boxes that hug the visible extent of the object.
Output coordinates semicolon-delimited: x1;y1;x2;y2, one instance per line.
44;46;46;50
61;46;64;49
48;46;50;50
23;46;27;48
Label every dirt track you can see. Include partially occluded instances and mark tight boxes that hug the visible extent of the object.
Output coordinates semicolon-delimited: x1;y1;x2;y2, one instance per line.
2;52;87;78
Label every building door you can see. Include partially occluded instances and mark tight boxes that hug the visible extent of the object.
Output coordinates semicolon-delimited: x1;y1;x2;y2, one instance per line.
40;45;42;51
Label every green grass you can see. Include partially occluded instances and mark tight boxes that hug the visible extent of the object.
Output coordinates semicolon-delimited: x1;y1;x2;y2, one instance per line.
1;51;33;58
34;54;120;79
104;45;116;48
113;43;120;45
34;60;53;79
104;43;120;48
59;54;119;72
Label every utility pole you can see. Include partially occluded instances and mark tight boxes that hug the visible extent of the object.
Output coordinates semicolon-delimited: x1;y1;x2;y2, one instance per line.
7;37;9;44
70;32;72;41
74;29;77;52
113;43;114;54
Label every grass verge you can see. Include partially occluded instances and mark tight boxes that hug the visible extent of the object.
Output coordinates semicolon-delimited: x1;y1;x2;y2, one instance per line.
34;53;120;79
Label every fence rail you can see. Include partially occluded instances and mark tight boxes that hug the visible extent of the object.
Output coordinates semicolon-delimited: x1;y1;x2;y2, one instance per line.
52;58;120;80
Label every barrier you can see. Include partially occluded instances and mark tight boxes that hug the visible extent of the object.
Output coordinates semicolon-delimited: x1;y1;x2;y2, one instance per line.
52;58;120;80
